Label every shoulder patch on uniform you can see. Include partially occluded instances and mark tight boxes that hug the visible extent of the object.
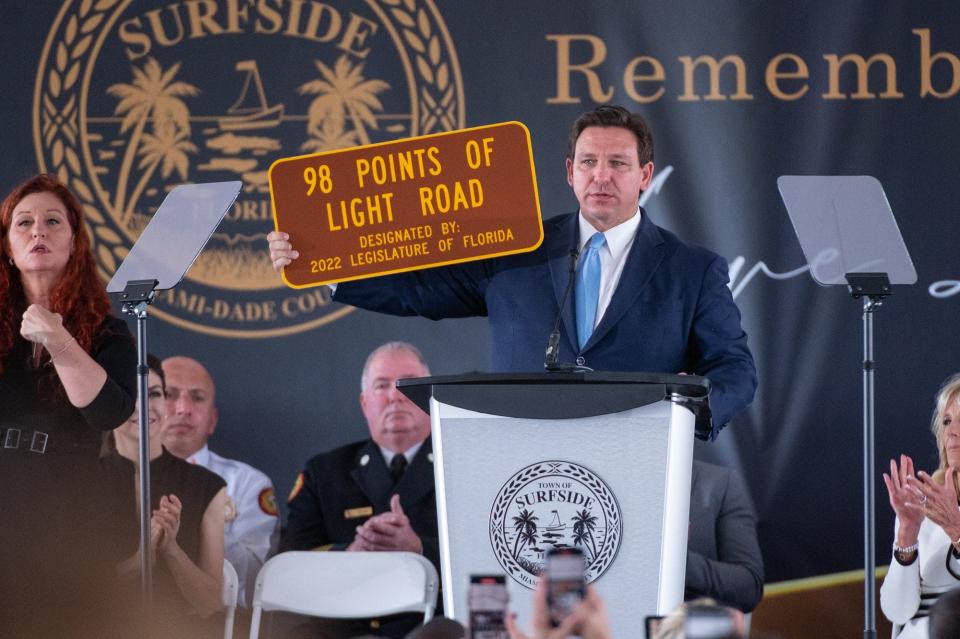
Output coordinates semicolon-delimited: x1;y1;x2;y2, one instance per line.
287;473;304;504
259;487;279;516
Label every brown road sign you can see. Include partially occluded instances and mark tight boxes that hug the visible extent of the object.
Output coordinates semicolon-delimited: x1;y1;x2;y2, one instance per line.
268;121;543;287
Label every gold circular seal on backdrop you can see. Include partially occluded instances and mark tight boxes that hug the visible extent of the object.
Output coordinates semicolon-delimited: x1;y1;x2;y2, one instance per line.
33;0;465;338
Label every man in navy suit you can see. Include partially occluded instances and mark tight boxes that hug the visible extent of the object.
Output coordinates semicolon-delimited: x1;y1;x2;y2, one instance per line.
269;105;756;438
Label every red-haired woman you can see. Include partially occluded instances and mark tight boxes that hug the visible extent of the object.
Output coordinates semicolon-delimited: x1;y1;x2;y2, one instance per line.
0;174;136;636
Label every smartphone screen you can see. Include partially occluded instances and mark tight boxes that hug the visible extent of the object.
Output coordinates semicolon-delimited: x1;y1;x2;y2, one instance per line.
545;547;586;627
468;574;508;639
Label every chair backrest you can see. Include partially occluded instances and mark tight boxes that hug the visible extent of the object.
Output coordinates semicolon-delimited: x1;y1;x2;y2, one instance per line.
223;559;239;639
248;551;439;639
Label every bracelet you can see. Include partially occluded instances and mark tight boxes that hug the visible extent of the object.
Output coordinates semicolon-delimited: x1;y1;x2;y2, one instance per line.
894;542;919;567
47;336;76;360
893;541;919;554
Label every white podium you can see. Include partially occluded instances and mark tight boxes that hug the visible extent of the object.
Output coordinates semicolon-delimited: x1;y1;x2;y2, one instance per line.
399;372;710;637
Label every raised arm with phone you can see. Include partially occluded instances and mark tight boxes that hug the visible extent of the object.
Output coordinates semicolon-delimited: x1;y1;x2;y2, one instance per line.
505;575;611;639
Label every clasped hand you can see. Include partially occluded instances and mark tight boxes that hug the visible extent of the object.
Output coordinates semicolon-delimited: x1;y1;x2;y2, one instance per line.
347;494;423;554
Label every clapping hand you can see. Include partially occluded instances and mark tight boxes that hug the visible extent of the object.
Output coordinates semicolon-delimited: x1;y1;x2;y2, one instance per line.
882;455;925;536
152;495;183;556
906;467;960;541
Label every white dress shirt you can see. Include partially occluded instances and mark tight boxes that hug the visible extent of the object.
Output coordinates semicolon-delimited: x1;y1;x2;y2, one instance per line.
577;208;642;331
379;440;426;467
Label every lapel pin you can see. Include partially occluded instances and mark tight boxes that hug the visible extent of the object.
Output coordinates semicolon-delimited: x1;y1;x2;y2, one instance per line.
360;454;370;466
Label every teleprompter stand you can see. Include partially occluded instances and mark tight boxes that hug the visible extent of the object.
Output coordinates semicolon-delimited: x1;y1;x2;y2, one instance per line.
779;176;916;639
118;278;160;605
107;182;241;615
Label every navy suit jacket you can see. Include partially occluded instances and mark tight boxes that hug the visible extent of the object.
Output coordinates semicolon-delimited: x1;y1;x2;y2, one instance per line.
335;210;757;438
686;460;764;612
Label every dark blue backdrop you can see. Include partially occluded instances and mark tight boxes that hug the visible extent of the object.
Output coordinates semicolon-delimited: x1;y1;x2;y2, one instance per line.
3;0;959;585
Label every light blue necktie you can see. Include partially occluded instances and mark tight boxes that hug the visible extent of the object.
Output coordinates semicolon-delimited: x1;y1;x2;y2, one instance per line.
575;232;606;349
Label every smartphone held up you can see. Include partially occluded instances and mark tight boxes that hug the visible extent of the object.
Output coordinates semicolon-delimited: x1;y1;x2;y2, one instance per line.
545;547;587;627
468;574;509;639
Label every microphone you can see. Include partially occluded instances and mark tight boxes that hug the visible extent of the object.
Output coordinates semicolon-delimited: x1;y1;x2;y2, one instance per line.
544;248;582;372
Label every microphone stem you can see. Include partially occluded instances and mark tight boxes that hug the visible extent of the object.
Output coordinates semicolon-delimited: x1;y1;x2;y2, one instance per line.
544;248;580;370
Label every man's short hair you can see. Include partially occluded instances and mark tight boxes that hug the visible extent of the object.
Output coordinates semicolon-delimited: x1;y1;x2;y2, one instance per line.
566;104;654;166
360;341;430;391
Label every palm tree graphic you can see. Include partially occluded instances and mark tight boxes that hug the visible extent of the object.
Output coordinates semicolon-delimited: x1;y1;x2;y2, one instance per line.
298;55;389;148
511;509;540;559
107;57;199;223
300;116;358;152
571;509;600;562
128;128;198;225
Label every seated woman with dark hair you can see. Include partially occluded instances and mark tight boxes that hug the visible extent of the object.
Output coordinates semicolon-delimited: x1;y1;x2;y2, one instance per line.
881;373;960;639
103;355;227;637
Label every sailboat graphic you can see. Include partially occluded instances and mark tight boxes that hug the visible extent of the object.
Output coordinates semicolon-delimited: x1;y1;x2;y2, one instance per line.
535;509;567;555
546;510;565;532
218;60;284;131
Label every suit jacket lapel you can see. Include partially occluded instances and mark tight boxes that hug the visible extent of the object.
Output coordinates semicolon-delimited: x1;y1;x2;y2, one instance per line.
350;440;393;512
585;211;666;350
395;438;434;508
547;214;580;355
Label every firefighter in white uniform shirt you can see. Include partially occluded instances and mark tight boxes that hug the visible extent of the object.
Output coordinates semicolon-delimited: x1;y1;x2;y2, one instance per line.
162;356;279;607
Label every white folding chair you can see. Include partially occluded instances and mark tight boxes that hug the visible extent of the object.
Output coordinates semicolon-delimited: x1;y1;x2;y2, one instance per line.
223;559;240;639
248;551;439;639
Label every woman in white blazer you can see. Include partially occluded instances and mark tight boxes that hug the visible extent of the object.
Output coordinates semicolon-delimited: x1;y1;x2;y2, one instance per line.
881;373;960;639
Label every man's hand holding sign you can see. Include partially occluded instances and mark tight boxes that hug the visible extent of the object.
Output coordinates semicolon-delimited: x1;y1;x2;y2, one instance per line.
268;122;543;287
